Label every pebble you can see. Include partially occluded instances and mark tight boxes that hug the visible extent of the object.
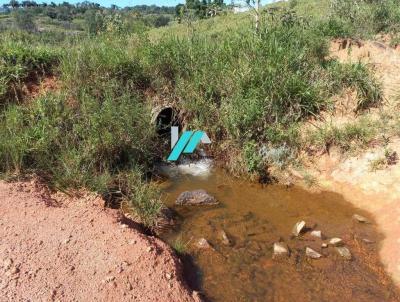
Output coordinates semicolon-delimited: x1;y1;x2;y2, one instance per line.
196;238;212;249
273;242;289;258
3;258;13;270
353;214;369;223
329;238;343;246
10;267;19;274
147;246;153;252
126;282;133;291
220;230;231;246
165;273;172;280
362;238;374;244
292;221;306;237
335;246;352;260
321;243;328;248
310;230;322;238
103;276;115;283
305;247;322;259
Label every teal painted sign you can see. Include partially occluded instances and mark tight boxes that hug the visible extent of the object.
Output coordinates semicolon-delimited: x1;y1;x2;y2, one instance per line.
167;127;211;161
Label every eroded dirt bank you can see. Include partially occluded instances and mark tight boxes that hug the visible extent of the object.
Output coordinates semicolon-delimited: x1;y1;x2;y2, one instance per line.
303;143;400;287
298;38;400;286
0;180;201;302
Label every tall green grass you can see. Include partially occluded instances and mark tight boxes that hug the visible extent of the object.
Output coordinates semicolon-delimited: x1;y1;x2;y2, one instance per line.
0;0;391;224
0;39;59;105
140;10;383;173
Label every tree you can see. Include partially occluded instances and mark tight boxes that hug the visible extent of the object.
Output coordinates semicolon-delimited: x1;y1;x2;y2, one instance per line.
175;4;185;23
246;0;261;32
85;9;104;35
21;1;38;7
9;0;20;9
153;15;170;27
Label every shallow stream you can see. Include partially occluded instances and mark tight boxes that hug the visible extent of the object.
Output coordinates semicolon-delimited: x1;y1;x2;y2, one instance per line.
157;162;399;301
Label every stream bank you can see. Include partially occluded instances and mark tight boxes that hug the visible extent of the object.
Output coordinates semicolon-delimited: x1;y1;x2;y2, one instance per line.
298;139;400;286
156;163;400;301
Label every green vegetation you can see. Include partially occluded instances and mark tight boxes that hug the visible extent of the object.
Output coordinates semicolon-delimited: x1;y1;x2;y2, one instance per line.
172;236;190;255
305;116;379;152
0;40;59;104
1;0;400;227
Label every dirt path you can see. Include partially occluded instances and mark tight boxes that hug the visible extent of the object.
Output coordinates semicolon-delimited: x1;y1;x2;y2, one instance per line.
0;180;201;302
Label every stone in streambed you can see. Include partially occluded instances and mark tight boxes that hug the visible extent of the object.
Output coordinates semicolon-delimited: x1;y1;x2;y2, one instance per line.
220;230;231;246
196;238;212;249
335;246;352;260
362;238;374;244
329;237;343;246
292;221;306;237
310;230;322;238
305;247;322;259
352;214;369;223
176;190;218;206
273;242;289;259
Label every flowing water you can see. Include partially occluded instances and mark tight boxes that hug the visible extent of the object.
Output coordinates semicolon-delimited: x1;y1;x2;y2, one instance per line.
157;161;399;302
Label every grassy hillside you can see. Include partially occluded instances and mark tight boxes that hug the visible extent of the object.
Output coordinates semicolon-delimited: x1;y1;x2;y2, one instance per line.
0;0;400;229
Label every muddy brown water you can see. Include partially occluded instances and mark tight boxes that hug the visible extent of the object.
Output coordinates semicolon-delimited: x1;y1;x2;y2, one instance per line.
159;167;400;302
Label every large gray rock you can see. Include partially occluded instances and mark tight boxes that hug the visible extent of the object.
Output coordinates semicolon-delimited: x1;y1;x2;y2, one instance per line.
176;190;218;206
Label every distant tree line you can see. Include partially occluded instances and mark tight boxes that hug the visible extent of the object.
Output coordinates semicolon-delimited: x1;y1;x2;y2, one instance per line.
1;1;177;31
176;0;225;22
1;0;230;34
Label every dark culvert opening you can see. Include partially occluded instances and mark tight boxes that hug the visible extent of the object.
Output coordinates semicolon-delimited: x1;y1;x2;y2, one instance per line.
154;107;180;136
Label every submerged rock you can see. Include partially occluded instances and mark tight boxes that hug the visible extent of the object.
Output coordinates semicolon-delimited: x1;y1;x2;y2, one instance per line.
196;238;212;249
362;238;375;244
352;214;369;223
220;230;231;246
292;221;306;237
273;242;289;259
176;190;218;206
329;238;343;246
305;247;322;259
310;230;322;238
335;246;352;260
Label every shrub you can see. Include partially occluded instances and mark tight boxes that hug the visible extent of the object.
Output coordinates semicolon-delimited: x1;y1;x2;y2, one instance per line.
326;61;383;112
13;10;37;33
0;41;60;105
305;117;378;152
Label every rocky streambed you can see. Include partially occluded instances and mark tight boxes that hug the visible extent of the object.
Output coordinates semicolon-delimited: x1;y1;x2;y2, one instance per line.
158;165;400;301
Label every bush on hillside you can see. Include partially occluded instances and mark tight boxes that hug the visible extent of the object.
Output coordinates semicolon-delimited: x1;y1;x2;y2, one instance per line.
0;41;59;105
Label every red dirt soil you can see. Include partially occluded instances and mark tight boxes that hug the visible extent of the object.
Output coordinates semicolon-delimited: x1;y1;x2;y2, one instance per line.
0;180;201;302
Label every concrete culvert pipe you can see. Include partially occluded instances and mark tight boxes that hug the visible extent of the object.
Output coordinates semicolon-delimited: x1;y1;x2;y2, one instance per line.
151;106;180;135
